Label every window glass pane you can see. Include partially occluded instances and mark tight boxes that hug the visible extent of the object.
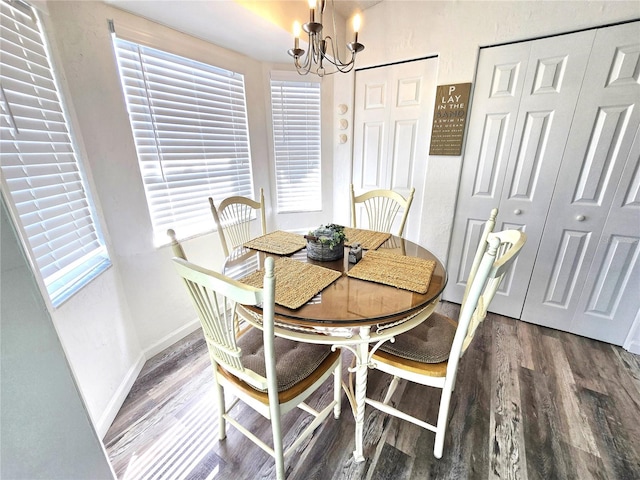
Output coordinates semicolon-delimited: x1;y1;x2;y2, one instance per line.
270;79;321;212
113;37;254;243
0;0;111;307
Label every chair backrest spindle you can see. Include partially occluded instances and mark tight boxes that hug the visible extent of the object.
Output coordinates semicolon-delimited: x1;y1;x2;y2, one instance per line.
350;184;415;236
210;188;266;257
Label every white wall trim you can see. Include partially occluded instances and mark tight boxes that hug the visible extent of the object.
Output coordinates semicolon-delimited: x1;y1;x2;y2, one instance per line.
143;318;201;359
626;341;640;355
623;309;640;354
96;353;145;439
96;318;202;438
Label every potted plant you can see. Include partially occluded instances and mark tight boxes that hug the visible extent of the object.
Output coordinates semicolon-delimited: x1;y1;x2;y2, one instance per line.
305;224;348;261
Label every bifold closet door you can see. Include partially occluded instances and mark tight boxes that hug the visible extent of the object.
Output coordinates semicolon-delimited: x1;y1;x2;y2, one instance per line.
520;22;640;345
445;29;595;319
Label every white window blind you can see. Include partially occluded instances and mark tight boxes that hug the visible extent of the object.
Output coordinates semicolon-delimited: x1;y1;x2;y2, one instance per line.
270;77;321;212
112;36;254;243
0;0;110;306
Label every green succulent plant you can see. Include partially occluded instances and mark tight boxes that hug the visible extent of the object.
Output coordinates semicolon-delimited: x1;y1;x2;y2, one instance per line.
307;223;348;250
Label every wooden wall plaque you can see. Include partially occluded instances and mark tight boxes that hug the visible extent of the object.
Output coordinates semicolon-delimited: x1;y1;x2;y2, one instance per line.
429;83;471;156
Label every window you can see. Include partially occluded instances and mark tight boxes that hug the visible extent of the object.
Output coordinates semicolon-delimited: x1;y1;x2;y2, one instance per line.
0;0;110;307
270;74;321;212
112;35;253;244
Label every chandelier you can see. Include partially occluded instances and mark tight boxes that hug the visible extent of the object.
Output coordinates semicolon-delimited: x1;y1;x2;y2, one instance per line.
288;0;364;77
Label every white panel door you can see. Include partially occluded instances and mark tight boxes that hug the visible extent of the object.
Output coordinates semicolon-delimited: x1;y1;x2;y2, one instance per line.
521;22;640;342
571;128;640;344
445;30;595;318
352;59;437;241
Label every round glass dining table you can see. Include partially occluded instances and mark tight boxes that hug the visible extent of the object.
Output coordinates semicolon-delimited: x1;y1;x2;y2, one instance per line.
223;235;447;462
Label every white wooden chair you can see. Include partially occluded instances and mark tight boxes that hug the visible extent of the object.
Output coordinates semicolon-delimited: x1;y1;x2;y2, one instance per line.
172;256;342;480
350;184;415;236
366;227;526;459
210;188;267;257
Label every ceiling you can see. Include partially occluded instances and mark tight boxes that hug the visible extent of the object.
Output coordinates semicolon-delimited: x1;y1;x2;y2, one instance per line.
105;0;382;64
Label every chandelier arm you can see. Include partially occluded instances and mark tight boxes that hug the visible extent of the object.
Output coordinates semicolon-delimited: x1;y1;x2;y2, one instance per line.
325;59;356;74
320;35;356;69
294;56;312;75
306;32;319;67
321;35;340;67
310;33;321;64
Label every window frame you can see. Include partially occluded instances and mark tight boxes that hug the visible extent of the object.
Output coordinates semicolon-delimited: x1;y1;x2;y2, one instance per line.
269;71;322;214
112;31;255;245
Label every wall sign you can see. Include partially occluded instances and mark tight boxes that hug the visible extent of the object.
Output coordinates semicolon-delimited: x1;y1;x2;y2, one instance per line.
429;83;471;156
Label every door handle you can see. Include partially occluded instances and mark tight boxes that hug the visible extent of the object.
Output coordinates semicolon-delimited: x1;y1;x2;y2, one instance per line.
576;215;586;222
514;209;522;215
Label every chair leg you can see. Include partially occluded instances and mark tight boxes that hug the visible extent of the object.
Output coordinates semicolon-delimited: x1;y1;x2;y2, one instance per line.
383;376;401;405
433;384;454;458
334;353;342;419
213;377;226;441
267;396;285;480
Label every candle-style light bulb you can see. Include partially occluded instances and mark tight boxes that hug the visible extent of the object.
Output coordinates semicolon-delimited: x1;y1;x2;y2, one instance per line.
353;14;361;43
353;14;361;33
308;0;316;22
293;21;301;49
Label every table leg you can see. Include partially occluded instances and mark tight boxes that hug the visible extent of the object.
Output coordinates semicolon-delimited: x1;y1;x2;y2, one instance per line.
352;325;370;463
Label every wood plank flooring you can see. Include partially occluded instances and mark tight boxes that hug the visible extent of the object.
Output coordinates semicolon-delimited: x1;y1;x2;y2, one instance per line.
103;302;640;479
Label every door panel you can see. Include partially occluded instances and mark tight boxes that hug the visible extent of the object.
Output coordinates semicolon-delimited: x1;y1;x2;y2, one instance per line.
568;126;640;344
454;218;488;285
573;105;634;204
521;22;640;342
353;59;437;241
446;30;595;318
361;122;384;186
586;236;637;314
543;229;591;307
473;113;511;197
391;120;417;189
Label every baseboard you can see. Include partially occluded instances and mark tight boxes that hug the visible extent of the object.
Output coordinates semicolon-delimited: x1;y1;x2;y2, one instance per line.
96;352;145;439
624;340;640;355
96;319;202;439
143;318;201;359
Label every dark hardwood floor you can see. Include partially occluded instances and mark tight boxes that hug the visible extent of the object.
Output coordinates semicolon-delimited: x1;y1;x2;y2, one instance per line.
103;302;640;479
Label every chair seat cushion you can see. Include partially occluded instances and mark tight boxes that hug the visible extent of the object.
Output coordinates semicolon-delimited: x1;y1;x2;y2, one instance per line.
238;328;333;392
379;312;456;363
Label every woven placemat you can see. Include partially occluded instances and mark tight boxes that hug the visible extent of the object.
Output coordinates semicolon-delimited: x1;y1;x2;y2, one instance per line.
243;231;307;255
347;250;436;294
344;227;391;250
239;257;341;310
